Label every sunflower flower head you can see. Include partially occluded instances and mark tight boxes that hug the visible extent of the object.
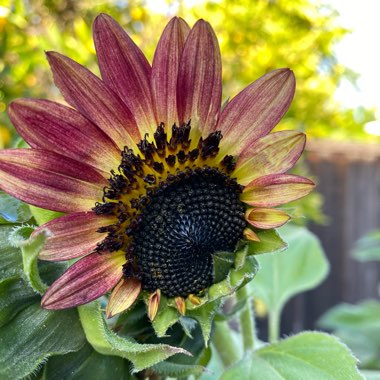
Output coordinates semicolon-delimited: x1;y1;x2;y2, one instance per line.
1;15;314;328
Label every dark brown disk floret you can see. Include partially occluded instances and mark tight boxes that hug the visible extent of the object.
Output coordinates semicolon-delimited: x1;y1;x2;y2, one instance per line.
92;123;245;290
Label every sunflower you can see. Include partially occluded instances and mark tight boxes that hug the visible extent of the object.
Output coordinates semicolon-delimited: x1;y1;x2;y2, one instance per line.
0;14;314;321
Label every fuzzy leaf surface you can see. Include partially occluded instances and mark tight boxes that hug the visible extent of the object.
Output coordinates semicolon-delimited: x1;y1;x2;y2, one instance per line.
221;332;362;380
0;225;23;282
43;343;136;380
0;303;85;380
0;277;39;327
78;301;190;372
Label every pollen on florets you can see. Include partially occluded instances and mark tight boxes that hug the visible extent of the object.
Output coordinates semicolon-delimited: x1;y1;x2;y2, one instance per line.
92;123;246;298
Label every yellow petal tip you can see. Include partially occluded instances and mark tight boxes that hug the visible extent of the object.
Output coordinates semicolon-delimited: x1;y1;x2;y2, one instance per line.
148;289;161;321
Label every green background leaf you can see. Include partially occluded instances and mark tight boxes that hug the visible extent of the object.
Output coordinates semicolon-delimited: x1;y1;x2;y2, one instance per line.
352;230;380;262
318;300;380;369
249;224;329;314
221;332;362;380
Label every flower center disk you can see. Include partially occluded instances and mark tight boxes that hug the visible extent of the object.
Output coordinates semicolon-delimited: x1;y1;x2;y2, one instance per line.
128;169;246;297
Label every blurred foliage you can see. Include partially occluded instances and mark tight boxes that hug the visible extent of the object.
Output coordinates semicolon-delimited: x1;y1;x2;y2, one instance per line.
0;0;374;224
318;230;380;373
0;0;375;145
352;230;380;262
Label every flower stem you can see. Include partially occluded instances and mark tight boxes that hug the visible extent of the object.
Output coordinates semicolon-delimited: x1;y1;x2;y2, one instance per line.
212;321;240;367
268;308;280;343
237;286;256;351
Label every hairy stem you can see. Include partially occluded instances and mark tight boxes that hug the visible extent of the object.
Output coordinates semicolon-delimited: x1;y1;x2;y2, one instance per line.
269;308;280;343
237;286;256;351
212;321;240;367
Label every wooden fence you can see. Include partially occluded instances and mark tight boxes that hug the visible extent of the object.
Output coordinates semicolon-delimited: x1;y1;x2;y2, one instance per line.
280;140;380;334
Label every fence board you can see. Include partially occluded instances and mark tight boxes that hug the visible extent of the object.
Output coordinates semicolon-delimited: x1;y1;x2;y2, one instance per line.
280;141;380;334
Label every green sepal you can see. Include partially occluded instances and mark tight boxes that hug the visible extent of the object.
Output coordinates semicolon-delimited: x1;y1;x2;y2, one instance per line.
221;332;362;380
246;228;288;255
9;225;49;294
179;317;198;338
0;304;86;380
43;343;136;380
78;301;191;372
0;191;32;224
186;299;222;345
0;277;39;327
152;295;179;337
29;205;63;226
212;252;234;282
207;248;259;303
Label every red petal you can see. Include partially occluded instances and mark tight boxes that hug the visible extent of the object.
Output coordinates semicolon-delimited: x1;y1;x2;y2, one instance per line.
41;251;124;309
46;51;140;150
106;278;142;318
246;208;290;229
218;69;295;156
234;131;306;185
177;19;222;135
241;174;315;207
152;17;190;128
35;212;115;261
93;14;157;136
8;99;120;175
0;149;105;212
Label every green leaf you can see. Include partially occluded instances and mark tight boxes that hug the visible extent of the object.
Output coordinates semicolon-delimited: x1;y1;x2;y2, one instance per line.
249;224;329;313
78;301;190;372
9;225;49;294
0;277;39;327
29;205;63;226
221;332;362;380
318;300;380;338
318;301;380;367
0;304;86;380
0;225;23;282
352;230;380;262
43;343;135;380
0;192;32;224
247;229;287;255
